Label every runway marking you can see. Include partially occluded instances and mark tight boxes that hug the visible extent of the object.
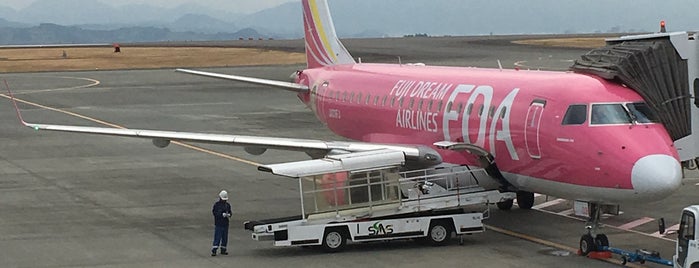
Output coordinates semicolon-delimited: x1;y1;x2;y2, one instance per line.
651;224;680;238
532;198;566;210
10;76;101;94
557;208;574;216
617;217;655;230
0;93;262;167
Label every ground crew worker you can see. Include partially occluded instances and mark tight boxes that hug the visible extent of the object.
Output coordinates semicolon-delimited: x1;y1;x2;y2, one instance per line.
211;190;232;256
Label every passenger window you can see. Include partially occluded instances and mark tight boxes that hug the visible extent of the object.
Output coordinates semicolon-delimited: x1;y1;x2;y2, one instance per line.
343;91;348;102
350;92;355;103
446;101;453;112
626;102;659;123
489;106;495;118
500;107;507;119
418;100;423;110
382;95;388;106
391;96;396;107
478;104;484;117
428;100;433;111
335;91;340;101
374;96;379;105
366;94;371;105
591;104;632;125
466;103;473;116
437;101;443;112
562;104;587;125
409;98;415;109
457;103;463;113
357;93;362;103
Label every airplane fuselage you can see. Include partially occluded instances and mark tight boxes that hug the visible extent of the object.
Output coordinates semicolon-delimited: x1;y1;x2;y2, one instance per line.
297;63;682;203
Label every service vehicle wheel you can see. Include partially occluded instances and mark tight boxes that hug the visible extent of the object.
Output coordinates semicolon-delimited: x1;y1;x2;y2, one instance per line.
516;191;535;209
496;199;514;210
427;220;452;246
594;234;609;249
579;234;596;256
322;228;346;253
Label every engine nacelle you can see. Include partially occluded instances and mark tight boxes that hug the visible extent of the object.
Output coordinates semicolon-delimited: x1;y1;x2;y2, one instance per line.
152;138;170;148
245;147;267;155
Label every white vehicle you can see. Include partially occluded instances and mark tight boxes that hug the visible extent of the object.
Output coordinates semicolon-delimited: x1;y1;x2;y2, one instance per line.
244;149;514;252
673;205;699;268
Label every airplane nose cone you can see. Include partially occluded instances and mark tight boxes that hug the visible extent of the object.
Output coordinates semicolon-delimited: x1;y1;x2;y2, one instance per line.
631;154;682;200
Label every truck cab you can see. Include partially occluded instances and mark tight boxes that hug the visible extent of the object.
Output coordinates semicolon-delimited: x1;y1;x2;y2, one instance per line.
676;205;699;268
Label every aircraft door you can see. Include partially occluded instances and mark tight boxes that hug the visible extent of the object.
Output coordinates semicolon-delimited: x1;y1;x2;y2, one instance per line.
524;99;546;159
677;210;695;267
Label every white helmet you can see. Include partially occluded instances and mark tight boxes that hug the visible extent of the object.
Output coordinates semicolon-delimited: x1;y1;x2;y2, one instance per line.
218;190;228;200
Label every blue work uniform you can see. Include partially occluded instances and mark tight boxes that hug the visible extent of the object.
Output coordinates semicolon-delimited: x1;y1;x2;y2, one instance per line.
212;199;232;254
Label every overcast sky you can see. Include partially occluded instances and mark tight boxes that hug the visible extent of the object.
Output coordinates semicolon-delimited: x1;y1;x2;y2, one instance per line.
1;0;299;13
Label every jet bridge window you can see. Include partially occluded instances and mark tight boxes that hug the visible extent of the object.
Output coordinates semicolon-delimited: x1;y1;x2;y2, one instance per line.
626;102;659;123
562;104;587;125
591;103;632;125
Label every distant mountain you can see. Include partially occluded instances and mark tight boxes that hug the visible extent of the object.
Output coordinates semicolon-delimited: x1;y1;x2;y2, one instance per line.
0;23;262;45
235;2;301;37
232;0;699;37
2;0;699;45
0;18;28;28
170;14;237;34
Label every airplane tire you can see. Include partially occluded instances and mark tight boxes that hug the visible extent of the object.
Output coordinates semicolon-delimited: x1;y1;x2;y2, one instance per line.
496;199;514;210
579;234;596;256
516;191;535;209
594;234;609;249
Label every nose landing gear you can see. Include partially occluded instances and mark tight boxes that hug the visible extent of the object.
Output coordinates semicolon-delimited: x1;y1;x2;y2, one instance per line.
579;203;610;256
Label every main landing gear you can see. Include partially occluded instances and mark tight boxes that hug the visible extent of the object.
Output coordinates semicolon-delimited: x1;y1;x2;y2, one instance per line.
496;191;534;210
579;203;609;256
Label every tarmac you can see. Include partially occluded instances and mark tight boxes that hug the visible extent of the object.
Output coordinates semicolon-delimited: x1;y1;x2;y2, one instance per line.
1;36;697;267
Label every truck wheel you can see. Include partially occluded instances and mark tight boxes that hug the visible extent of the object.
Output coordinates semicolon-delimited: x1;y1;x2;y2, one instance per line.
579;234;596;256
427;220;453;246
496;199;514;210
322;228;347;253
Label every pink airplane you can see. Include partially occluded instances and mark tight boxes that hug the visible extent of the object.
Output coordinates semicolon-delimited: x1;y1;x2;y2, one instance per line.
8;0;683;256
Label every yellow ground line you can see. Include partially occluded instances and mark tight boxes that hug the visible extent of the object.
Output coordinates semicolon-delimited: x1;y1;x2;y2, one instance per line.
0;93;261;166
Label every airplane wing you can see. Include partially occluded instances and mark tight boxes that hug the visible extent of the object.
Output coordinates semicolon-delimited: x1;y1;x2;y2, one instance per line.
7;87;440;165
176;69;309;93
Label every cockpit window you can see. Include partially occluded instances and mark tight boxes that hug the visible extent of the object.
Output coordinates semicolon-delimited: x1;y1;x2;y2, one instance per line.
626;102;659;123
562;104;587;125
591;104;632;125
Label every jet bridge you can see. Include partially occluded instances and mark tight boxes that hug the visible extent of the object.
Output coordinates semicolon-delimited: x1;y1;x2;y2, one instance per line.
571;31;699;163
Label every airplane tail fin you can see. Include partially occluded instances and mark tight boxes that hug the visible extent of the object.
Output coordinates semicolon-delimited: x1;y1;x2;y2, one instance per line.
302;0;355;68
